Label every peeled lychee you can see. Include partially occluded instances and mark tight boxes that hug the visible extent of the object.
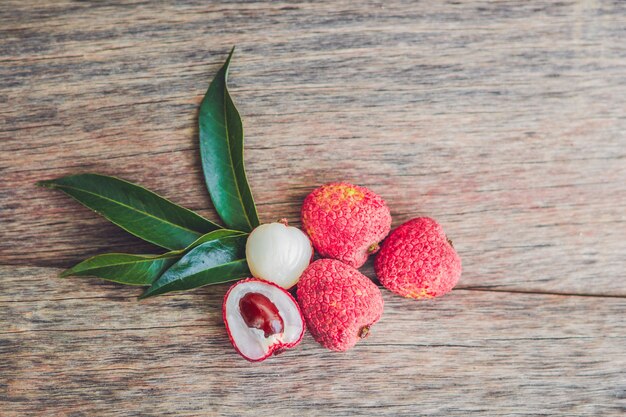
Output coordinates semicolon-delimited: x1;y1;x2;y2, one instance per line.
301;182;391;268
223;278;305;362
375;217;461;299
297;259;384;352
246;219;313;289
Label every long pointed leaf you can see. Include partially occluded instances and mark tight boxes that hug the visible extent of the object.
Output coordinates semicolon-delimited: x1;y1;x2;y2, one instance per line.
199;47;260;232
178;229;247;251
61;229;247;285
60;253;179;285
38;174;222;250
140;233;249;298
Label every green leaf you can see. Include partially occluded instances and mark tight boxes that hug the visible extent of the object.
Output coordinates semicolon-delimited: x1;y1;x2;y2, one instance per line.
60;253;179;285
178;228;247;251
61;229;247;286
199;47;260;232
37;173;222;250
139;233;249;299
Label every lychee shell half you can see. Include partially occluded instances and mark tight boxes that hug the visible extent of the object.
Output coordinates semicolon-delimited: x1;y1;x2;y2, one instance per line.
223;278;305;362
301;182;391;268
297;259;384;352
375;217;461;299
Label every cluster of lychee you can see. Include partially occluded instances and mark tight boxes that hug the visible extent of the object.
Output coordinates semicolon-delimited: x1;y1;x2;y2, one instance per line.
223;183;462;361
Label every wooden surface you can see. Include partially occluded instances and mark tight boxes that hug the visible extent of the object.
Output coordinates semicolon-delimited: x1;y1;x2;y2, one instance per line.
1;1;625;416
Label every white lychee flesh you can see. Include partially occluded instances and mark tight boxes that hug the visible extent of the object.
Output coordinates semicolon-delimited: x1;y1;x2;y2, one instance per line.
245;221;313;289
223;279;305;362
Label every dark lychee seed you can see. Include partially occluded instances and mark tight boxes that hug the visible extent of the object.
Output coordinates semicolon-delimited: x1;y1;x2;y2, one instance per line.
239;292;284;338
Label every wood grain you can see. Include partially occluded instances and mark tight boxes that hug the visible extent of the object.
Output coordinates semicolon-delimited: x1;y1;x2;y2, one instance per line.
1;266;625;416
0;0;624;295
1;1;625;416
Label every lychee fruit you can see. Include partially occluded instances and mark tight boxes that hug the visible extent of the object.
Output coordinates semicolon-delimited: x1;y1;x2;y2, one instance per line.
301;182;391;268
375;217;461;299
223;278;305;362
246;219;313;289
296;259;384;352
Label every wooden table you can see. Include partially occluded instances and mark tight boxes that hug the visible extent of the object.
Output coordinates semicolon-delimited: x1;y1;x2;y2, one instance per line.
2;1;625;415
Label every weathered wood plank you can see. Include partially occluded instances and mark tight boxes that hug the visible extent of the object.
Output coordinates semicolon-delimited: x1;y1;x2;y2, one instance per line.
0;1;624;296
1;266;624;416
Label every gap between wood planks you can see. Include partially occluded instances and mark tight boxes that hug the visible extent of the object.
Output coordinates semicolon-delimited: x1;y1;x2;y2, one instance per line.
459;287;626;299
3;288;625;304
2;264;624;305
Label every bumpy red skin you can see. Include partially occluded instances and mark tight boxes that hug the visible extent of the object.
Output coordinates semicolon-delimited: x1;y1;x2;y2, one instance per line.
375;217;461;299
296;259;384;352
223;278;305;362
301;183;391;268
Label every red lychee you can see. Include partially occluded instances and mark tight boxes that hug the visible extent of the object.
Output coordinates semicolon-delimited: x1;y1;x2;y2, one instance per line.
301;182;391;268
296;259;384;351
375;217;461;299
